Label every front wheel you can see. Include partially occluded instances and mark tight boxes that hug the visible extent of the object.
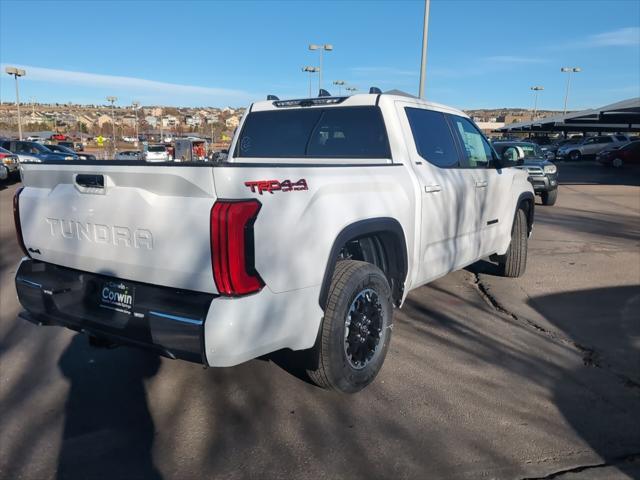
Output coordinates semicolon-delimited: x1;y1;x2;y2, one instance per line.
569;150;581;161
307;260;393;393
541;189;558;206
498;208;528;278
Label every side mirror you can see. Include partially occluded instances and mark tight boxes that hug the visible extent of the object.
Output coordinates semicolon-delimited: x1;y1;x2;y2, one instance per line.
502;146;525;165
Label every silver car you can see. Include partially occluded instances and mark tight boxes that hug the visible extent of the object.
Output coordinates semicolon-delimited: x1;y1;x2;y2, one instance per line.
0;146;20;176
556;135;629;161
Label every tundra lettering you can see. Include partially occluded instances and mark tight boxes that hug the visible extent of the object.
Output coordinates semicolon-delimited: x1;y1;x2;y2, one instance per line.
45;218;153;249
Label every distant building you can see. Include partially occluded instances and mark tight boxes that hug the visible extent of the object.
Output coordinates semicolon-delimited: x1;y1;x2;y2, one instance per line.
475;121;505;134
122;116;137;127
97;114;113;127
225;116;240;128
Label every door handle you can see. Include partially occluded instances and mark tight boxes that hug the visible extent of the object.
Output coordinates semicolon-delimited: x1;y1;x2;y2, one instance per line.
475;180;488;188
424;184;441;193
75;174;104;189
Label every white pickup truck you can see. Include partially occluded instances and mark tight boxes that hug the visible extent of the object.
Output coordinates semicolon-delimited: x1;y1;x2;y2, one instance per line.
14;90;534;393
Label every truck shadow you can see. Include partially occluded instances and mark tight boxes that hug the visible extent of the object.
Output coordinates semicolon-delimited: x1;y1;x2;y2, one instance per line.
527;286;640;477
56;334;162;480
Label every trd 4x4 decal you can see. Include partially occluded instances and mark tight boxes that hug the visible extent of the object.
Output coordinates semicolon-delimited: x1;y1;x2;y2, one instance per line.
244;179;308;195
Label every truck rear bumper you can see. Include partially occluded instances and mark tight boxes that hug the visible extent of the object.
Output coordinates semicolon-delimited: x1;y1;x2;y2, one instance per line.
15;259;215;364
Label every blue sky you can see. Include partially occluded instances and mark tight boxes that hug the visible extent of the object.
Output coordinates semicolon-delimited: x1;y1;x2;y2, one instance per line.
1;0;639;110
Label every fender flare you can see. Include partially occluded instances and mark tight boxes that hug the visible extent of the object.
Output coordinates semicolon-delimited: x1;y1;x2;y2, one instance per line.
515;191;535;233
318;218;408;310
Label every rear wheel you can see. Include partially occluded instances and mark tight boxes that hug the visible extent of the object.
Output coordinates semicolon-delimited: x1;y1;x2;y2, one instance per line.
541;189;557;206
307;260;393;393
569;150;581;161
498;208;528;278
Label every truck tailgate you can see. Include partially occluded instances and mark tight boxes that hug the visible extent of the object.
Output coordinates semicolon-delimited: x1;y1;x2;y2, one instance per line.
18;163;218;294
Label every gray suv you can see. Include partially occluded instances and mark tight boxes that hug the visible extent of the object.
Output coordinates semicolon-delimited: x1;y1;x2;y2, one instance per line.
556;135;629;161
0;140;78;163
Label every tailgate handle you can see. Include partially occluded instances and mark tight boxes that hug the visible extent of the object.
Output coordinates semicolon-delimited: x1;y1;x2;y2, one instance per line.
75;174;104;189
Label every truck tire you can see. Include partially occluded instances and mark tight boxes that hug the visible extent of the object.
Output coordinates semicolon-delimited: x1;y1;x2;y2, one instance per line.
308;260;393;393
541;189;557;206
498;208;528;278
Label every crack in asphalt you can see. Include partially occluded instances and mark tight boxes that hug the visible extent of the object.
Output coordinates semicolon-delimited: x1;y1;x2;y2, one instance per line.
520;452;640;479
469;272;640;392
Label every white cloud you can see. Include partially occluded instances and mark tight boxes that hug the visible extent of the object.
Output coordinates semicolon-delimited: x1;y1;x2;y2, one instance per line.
0;64;260;105
586;27;640;47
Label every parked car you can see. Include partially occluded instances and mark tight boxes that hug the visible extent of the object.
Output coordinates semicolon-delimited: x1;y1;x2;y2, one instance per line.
596;140;640;167
492;141;559;205
26;135;45;143
556;135;629;161
0;140;77;162
46;143;96;161
144;144;171;162
115;150;143;161
0;146;20;177
50;134;67;141
13;90;535;393
58;140;84;152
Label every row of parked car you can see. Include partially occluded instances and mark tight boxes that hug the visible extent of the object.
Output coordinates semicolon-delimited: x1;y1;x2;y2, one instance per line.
521;134;640;167
0;139;97;179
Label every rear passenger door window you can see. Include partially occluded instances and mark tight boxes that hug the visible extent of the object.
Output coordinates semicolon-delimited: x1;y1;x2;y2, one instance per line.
448;115;494;168
404;107;460;168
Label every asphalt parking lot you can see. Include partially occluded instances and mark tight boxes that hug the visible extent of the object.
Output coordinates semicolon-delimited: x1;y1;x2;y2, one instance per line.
0;162;639;480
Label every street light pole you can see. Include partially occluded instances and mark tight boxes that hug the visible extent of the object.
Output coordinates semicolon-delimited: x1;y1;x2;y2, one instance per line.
132;101;140;146
5;66;26;140
302;66;319;97
345;87;357;95
561;67;581;115
309;44;333;92
530;86;544;120
106;96;118;151
418;0;431;99
333;80;345;96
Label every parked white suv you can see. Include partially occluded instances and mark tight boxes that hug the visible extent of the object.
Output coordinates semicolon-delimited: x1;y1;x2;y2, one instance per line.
144;144;171;162
13;90;534;393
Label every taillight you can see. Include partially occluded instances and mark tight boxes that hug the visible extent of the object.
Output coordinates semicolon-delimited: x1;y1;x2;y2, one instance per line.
211;200;263;296
13;187;30;257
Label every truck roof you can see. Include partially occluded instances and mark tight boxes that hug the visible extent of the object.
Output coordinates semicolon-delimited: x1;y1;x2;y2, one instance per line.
250;91;469;118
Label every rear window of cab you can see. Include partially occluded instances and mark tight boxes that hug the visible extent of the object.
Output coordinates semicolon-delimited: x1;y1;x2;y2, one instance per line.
235;106;391;159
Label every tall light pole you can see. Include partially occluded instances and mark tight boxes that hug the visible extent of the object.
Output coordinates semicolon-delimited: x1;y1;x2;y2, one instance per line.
5;66;26;140
132;100;140;146
530;86;544;120
561;67;581;115
418;0;431;99
345;86;358;95
333;80;346;96
308;43;333;92
302;66;319;97
106;96;118;149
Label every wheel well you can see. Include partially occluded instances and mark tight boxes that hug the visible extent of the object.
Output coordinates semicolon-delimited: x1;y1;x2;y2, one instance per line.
518;196;534;234
319;219;407;309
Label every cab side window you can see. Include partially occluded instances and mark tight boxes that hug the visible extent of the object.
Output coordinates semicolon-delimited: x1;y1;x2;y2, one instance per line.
405;107;460;168
449;115;494;168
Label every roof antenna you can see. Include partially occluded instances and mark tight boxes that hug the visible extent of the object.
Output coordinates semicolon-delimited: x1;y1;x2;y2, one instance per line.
318;89;331;97
369;87;382;94
267;94;279;100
